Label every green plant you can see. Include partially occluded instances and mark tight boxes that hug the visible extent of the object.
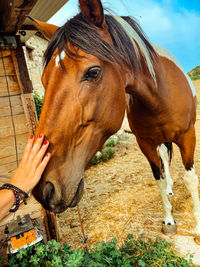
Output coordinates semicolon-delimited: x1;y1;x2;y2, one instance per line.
121;234;195;266
1;235;196;267
89;136;120;167
105;138;115;147
101;148;115;162
105;137;120;147
90;155;101;166
88;147;115;167
33;91;44;119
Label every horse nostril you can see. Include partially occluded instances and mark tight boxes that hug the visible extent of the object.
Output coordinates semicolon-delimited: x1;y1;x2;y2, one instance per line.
43;182;54;202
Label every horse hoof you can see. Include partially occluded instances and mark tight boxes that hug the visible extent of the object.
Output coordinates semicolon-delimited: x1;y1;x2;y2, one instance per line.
162;223;177;235
168;192;174;197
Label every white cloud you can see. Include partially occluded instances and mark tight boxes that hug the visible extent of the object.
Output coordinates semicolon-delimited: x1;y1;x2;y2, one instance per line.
47;0;200;71
48;0;79;26
48;0;200;45
104;0;200;45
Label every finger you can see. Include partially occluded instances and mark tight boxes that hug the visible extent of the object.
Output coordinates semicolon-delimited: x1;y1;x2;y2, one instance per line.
21;134;35;164
35;153;51;179
28;134;44;161
33;140;49;167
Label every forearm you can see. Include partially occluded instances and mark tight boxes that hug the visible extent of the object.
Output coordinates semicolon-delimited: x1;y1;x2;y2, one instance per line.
0;190;15;221
0;133;50;222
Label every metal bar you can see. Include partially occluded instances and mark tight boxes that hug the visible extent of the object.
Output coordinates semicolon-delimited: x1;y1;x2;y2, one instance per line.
0;36;17;50
0;48;19;166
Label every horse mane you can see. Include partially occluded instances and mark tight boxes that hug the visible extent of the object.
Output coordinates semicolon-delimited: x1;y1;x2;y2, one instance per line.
44;12;157;81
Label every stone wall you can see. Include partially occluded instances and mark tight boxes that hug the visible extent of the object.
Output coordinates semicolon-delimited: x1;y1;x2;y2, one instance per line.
23;34;48;96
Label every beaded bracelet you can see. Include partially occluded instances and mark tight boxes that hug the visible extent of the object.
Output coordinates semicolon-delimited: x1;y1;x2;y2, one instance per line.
0;183;28;213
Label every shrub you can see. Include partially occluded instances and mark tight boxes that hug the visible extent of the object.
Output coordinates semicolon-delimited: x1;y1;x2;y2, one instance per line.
101;148;115;162
188;66;200;80
33;91;44;119
105;138;115;147
105;137;120;147
89;136;120;167
90;155;101;166
1;235;195;267
89;145;117;167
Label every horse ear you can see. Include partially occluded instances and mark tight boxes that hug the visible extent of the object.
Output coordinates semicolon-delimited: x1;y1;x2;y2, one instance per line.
79;0;105;28
27;16;58;40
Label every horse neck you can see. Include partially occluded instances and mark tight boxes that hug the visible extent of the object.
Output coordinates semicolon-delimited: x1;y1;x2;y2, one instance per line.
125;56;168;111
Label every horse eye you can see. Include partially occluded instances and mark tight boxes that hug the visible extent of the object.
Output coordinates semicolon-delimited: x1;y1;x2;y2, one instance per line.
83;66;101;81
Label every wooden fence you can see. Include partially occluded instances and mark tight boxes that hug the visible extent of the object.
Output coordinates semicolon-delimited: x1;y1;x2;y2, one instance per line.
0;36;59;260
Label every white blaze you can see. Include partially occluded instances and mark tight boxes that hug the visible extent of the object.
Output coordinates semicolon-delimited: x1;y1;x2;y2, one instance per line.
55;50;66;67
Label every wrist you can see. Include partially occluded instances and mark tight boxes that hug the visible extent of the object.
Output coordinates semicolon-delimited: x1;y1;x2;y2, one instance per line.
0;184;22;212
3;189;16;203
1;183;28;206
9;180;29;194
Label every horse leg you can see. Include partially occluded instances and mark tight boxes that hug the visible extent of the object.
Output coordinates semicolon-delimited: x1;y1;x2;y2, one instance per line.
137;138;177;234
176;126;200;234
157;143;174;196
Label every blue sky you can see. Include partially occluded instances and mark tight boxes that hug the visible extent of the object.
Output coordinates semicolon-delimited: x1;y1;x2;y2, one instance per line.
48;0;200;72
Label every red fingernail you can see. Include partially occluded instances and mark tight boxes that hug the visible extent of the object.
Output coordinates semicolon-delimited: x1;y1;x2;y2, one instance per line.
46;153;50;157
30;134;34;139
39;134;43;138
43;140;48;145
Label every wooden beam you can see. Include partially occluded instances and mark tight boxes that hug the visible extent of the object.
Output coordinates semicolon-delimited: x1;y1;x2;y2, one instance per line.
13;36;33;94
20;24;38;31
0;0;39;34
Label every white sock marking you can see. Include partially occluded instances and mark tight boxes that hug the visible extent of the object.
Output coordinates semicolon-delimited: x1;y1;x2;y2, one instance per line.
55;50;66;67
158;144;173;196
156;179;175;225
183;167;200;234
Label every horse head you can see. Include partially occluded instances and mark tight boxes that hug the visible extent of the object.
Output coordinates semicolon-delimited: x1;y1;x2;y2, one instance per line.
32;0;127;212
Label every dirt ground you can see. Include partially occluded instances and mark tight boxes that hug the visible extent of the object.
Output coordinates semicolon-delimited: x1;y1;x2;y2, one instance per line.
59;115;200;264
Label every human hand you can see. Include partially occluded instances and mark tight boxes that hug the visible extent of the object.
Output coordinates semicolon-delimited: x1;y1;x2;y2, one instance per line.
9;134;50;194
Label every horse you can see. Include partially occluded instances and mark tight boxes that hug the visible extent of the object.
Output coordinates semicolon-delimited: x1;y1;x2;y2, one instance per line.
30;0;199;235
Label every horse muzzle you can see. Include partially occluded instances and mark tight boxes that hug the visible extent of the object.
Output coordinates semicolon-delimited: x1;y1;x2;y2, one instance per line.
33;178;84;213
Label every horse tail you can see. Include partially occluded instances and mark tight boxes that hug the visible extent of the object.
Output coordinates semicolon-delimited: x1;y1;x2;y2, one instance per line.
164;142;173;164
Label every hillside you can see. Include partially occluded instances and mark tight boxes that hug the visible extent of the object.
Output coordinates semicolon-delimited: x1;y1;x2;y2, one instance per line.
193;79;200;91
193;79;200;114
188;65;200;80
